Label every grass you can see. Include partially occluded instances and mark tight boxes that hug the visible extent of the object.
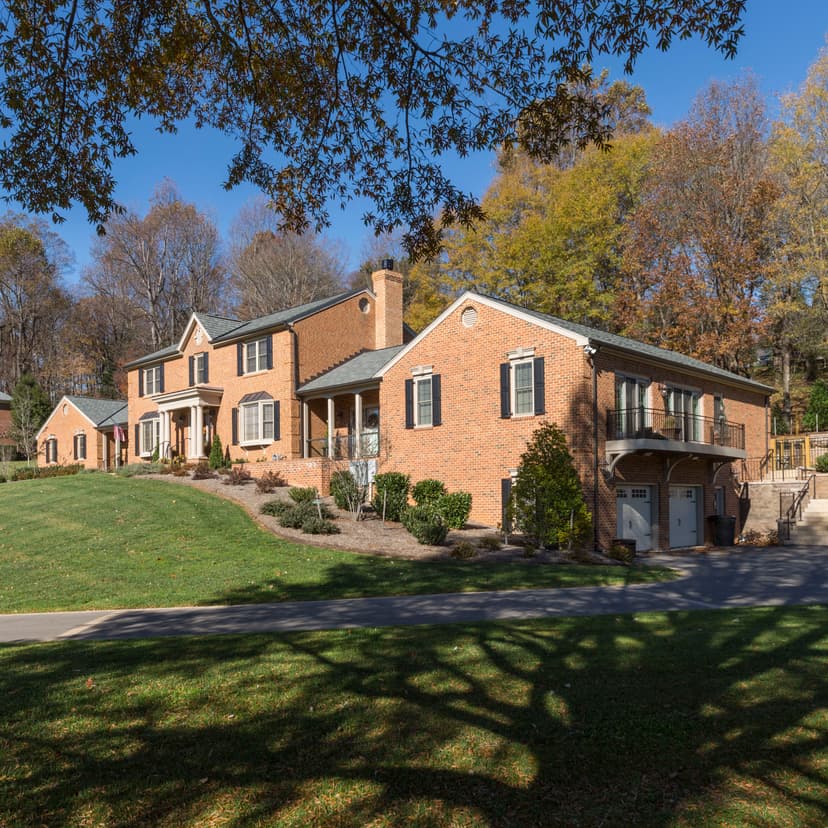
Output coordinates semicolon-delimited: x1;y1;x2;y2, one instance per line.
0;606;825;826
0;475;672;612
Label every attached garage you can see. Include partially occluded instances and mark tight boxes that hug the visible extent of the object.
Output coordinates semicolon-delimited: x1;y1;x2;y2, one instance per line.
669;486;702;548
616;485;653;552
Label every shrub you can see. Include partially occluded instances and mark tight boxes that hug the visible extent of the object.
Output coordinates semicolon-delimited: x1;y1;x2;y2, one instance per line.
412;478;447;507
191;462;216;480
208;434;225;469
172;466;189;477
372;472;410;521
260;499;293;518
116;463;162;477
401;504;448;545
478;535;502;552
12;464;84;481
450;541;477;559
507;422;592;550
607;542;635;564
816;454;828;473
330;470;359;509
222;466;251;486
301;516;341;535
255;471;285;493
288;486;317;504
437;491;472;529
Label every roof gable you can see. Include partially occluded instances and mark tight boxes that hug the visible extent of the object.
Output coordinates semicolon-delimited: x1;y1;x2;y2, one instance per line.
36;396;128;440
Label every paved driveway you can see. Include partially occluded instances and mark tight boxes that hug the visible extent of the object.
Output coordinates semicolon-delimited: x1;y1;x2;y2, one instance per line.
2;545;827;643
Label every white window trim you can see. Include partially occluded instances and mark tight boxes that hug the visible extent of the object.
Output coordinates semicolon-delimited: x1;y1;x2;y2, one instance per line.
240;400;275;446
144;365;162;396
616;373;652;408
74;431;87;461
194;352;208;384
139;418;160;458
413;373;434;428
510;357;535;417
244;338;269;375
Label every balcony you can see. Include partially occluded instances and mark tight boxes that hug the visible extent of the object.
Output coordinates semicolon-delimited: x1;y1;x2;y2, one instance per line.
606;407;746;465
307;432;381;460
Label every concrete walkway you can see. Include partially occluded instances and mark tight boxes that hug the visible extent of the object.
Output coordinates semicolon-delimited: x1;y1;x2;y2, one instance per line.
2;545;827;643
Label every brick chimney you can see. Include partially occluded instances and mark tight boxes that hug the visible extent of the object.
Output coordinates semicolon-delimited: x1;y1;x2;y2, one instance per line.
372;259;403;349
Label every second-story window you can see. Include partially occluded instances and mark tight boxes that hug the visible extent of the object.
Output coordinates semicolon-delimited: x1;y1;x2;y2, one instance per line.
405;367;442;429
500;349;545;418
189;352;209;385
144;365;162;395
246;338;269;373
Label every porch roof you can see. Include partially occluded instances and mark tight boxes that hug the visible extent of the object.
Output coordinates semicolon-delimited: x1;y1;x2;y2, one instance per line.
298;345;405;395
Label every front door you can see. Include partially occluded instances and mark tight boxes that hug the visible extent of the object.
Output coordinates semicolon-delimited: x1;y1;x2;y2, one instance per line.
669;486;699;548
616;485;653;552
362;406;379;456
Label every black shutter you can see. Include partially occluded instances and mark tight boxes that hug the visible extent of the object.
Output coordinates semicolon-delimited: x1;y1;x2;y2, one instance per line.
203;352;209;383
500;363;511;418
237;343;244;376
533;357;545;415
73;435;78;460
266;335;273;369
501;478;513;533
432;374;442;426
134;424;140;453
158;363;165;393
188;356;195;387
231;408;239;445
273;401;280;441
405;379;414;429
138;369;144;397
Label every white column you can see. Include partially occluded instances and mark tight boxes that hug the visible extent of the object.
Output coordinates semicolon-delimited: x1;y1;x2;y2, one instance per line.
195;405;204;458
102;431;109;470
302;401;310;458
188;405;197;459
327;397;335;459
114;428;121;468
354;392;363;458
163;411;172;459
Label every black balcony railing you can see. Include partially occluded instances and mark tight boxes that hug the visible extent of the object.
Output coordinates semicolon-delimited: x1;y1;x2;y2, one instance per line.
307;432;380;459
607;407;745;451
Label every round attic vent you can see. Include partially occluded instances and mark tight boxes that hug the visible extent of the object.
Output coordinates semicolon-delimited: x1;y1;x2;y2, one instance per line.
359;297;370;313
461;306;478;328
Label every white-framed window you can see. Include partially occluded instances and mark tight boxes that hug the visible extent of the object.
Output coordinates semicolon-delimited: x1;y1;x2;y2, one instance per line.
512;359;534;416
140;418;160;457
74;432;86;461
45;437;58;463
415;375;433;427
241;400;275;445
245;338;269;374
194;352;208;384
144;365;162;395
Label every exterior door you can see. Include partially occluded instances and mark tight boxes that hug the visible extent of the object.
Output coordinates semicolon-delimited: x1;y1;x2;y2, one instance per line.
615;376;650;437
616;485;653;552
669;486;699;548
362;406;379;456
667;388;700;441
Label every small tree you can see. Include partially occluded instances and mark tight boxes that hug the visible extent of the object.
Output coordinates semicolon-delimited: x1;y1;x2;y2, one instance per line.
208;433;224;469
10;374;51;463
803;380;828;432
508;422;592;549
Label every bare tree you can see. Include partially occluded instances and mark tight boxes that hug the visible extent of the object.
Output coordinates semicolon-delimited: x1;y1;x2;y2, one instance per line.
229;199;344;318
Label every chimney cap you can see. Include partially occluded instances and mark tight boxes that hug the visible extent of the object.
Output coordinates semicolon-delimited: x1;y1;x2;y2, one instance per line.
381;258;394;271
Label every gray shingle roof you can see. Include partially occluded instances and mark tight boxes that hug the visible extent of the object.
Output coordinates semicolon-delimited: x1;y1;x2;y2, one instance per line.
66;396;128;427
195;312;242;340
490;296;775;393
238;391;274;403
299;346;405;394
212;290;362;342
123;344;180;369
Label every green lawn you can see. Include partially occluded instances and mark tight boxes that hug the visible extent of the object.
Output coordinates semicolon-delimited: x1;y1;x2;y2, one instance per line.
1;606;825;826
0;475;671;612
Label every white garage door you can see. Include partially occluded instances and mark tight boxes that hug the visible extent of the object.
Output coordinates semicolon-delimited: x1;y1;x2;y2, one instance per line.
616;486;653;552
669;486;699;548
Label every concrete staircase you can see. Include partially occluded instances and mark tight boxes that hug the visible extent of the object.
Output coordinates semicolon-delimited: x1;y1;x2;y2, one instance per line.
791;499;828;546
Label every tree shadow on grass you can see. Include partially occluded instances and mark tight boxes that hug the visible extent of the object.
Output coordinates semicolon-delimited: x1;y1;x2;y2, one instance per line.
1;606;827;825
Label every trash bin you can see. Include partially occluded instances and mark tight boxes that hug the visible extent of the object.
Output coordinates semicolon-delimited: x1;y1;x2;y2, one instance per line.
709;515;736;546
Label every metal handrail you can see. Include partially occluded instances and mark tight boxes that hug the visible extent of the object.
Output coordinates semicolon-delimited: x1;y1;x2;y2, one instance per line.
607;407;745;450
307;432;380;460
778;473;816;540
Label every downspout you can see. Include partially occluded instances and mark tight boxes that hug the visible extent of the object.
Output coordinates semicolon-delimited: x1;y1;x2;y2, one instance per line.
584;342;600;551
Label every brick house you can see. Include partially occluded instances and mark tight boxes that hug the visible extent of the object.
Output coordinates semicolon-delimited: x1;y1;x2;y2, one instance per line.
0;392;13;460
124;264;771;551
37;396;128;469
124;266;407;490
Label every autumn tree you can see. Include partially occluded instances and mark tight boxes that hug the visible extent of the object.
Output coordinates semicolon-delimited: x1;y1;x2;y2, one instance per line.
619;75;776;376
803;380;828;432
0;215;71;390
9;373;52;463
229;199;343;318
0;2;746;259
85;183;226;350
442;127;658;327
764;45;828;426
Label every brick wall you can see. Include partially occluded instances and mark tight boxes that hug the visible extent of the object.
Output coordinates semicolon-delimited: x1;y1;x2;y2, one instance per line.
39;401;103;469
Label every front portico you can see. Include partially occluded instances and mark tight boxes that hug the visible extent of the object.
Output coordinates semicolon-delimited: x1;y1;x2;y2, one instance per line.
153;386;224;460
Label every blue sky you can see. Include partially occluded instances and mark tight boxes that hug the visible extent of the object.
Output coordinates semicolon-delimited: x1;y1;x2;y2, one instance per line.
14;3;828;284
